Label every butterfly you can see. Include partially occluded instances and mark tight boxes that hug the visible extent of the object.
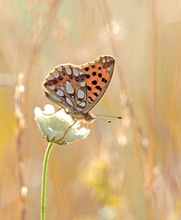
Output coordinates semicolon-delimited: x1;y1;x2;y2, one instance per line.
43;55;115;123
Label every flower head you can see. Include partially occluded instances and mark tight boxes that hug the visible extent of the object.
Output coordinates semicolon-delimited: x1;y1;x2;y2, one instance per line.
34;104;90;145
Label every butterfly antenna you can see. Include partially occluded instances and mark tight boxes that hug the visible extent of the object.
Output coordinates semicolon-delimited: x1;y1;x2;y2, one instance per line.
97;117;112;123
96;114;122;119
95;114;121;123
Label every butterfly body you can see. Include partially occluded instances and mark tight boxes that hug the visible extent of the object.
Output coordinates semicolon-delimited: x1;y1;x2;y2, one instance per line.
43;55;115;123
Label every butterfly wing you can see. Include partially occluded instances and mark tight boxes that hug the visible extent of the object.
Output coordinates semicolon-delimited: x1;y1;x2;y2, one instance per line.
43;63;88;112
43;55;115;114
80;55;115;113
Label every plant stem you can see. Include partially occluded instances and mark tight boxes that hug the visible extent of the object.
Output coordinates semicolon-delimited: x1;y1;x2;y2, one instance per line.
41;142;54;220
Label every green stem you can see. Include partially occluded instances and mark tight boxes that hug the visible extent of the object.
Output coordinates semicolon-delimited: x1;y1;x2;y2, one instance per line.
41;142;54;220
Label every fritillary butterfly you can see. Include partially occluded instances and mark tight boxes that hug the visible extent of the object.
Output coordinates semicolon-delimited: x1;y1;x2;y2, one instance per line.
43;55;115;123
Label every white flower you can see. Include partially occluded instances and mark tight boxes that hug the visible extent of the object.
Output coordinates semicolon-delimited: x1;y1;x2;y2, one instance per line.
34;104;90;145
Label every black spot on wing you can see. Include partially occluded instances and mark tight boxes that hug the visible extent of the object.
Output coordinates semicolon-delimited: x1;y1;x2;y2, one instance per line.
96;86;102;91
87;85;91;91
88;96;94;102
92;80;97;85
102;78;107;83
93;92;98;97
84;67;89;71
98;73;102;78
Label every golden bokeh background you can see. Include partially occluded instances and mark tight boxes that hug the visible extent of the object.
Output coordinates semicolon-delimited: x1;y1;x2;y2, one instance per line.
0;0;181;219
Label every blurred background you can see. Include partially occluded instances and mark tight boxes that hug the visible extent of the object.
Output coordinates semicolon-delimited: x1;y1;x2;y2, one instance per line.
0;0;181;219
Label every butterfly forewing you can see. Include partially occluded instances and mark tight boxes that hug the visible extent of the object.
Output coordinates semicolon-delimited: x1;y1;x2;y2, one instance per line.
43;55;115;119
80;56;115;113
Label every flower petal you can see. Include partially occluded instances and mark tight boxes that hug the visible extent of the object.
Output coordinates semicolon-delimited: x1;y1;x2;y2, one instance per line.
34;105;90;145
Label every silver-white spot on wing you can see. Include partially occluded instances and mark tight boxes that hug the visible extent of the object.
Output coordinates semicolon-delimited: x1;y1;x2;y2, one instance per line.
73;68;79;76
107;66;111;73
52;95;62;102
79;71;84;75
66;97;73;106
76;107;83;111
66;81;74;94
48;85;56;90
47;75;54;80
53;71;59;78
78;101;86;107
56;89;64;97
102;58;106;63
60;86;64;90
66;67;71;75
77;89;85;99
58;67;62;72
80;81;86;87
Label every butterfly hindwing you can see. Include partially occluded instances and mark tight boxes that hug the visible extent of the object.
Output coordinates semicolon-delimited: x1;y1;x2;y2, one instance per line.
43;64;88;111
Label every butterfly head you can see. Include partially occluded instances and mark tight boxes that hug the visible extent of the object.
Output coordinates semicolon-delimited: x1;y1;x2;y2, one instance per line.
65;108;96;123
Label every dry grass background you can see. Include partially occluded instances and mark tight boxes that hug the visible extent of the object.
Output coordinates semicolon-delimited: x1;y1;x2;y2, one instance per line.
0;0;181;219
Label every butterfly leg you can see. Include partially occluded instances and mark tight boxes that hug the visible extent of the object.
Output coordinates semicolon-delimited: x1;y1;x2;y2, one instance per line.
54;107;63;114
57;120;77;144
86;122;89;130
